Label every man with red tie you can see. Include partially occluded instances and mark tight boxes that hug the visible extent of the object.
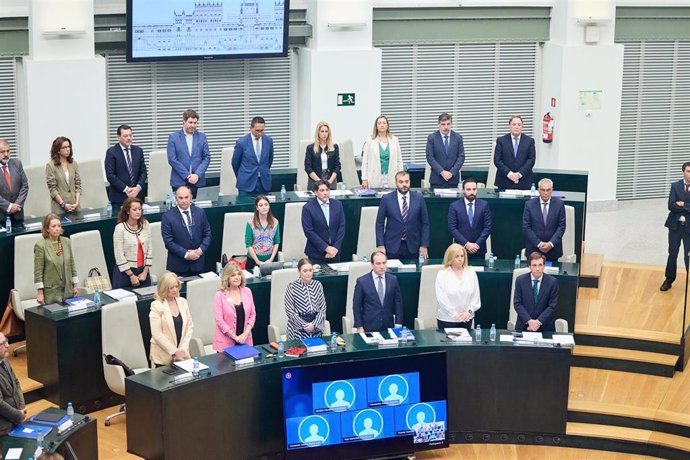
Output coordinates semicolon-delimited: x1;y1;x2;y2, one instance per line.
661;162;690;291
0;139;29;227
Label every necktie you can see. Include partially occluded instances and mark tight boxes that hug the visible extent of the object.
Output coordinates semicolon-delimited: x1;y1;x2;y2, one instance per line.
685;183;690;198
377;276;385;305
542;202;548;225
321;202;330;227
532;279;539;302
254;138;261;161
183;210;192;237
443;135;449;152
2;165;11;189
401;195;408;240
513;137;519;157
125;148;134;186
468;202;474;227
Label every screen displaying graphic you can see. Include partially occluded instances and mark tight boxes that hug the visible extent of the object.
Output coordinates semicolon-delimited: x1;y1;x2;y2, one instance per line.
282;352;448;459
126;0;289;62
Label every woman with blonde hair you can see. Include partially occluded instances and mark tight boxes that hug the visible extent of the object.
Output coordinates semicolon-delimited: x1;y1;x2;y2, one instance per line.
213;262;256;351
149;272;194;366
435;243;481;329
361;115;403;189
304;121;341;191
34;213;78;304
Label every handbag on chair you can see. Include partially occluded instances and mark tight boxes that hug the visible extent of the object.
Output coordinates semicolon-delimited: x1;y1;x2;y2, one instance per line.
85;267;111;292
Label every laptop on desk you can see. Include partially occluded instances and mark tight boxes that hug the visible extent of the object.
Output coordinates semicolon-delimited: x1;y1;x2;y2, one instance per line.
195;186;220;202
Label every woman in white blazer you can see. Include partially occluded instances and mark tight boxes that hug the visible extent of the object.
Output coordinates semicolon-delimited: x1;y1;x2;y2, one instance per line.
361;115;403;189
149;272;194;366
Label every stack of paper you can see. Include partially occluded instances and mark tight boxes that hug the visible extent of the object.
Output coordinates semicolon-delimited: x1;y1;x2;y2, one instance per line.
330;189;354;197
445;328;472;342
386;259;403;269
104;289;137;300
173;358;210;373
552;335;575;346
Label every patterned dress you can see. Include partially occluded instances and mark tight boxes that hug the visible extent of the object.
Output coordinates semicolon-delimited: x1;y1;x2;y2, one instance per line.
284;279;327;340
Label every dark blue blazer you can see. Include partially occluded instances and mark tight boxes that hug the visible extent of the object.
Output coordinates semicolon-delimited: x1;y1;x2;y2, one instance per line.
232;133;274;193
104;143;147;204
301;197;346;260
513;272;558;332
447;198;492;257
522;197;566;262
161;205;212;275
493;133;536;190
665;180;690;233
425;130;464;187
375;191;430;255
166;129;211;188
352;272;403;332
304;144;341;179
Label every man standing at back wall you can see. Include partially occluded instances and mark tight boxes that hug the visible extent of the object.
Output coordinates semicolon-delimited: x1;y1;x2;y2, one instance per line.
0;139;28;227
232;116;274;195
493;115;536;190
425;112;464;188
105;124;147;205
167;109;211;199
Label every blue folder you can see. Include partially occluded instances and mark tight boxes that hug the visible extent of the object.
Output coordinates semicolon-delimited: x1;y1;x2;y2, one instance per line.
8;423;52;439
224;344;259;361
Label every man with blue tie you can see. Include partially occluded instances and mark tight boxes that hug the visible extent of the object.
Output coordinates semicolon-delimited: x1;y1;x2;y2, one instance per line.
301;180;346;264
522;178;566;262
660;162;690;291
104;125;147;205
167;109;211;198
447;177;492;259
161;186;212;276
493;115;536;190
232;116;274;194
376;171;430;260
353;251;403;333
425;113;465;188
513;252;559;332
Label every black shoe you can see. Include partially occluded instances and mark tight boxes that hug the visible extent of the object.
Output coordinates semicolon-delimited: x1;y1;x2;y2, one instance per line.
660;280;673;291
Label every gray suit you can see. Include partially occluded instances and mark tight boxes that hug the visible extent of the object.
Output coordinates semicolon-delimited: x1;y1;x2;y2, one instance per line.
0;159;29;223
0;359;25;436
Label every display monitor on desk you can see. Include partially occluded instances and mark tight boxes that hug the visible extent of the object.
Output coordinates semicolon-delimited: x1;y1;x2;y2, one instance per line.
282;351;448;459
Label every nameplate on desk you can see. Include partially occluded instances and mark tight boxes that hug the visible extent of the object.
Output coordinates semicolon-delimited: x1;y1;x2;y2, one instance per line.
544;266;559;275
81;212;101;220
266;195;276;202
194;200;213;208
470;266;485;272
24;222;42;231
57;419;74;434
234;357;256;366
143;205;160;214
398;264;416;271
173;372;194;383
498;192;522;199
552;334;575;346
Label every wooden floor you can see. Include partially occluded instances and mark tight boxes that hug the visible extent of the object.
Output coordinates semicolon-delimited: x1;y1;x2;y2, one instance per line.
9;261;689;459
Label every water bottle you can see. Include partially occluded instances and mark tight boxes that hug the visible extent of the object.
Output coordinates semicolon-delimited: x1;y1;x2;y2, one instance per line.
487;252;494;269
277;338;285;358
475;324;482;342
330;333;338;351
418;252;425;267
218;264;224;278
280;184;286;201
106;200;113;217
457;182;462;195
5;216;10;233
93;288;101;307
253;265;260;278
404;326;413;342
165;193;172;209
400;327;408;345
292;257;297;268
67;402;74;421
530;183;536;197
514;254;521;269
37;430;44;449
341;182;347;192
362;255;368;263
192;357;200;377
490;323;497;342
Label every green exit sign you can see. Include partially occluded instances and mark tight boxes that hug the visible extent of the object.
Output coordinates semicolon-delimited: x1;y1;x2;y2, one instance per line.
337;93;355;106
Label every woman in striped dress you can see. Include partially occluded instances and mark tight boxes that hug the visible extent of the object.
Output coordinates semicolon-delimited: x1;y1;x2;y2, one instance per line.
284;258;327;340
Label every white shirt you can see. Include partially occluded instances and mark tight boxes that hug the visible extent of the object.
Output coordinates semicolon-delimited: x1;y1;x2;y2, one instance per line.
321;150;328;170
435;267;481;322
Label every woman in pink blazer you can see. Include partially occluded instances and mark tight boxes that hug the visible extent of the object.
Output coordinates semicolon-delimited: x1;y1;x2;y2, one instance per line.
213;263;256;352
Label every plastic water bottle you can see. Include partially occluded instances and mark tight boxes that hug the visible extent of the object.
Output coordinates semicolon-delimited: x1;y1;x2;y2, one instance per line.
67;402;74;421
475;324;482;342
165;193;172;209
93;288;101;307
362;255;368;263
331;333;338;351
253;265;260;279
514;255;521;269
106;200;113;217
37;430;44;449
280;184;286;201
487;252;494;269
5;216;10;233
490;323;497;342
192;357;200;377
341;182;347;192
457;181;462;195
418;252;425;267
530;183;537;197
400;327;409;345
277;338;285;358
292;257;297;268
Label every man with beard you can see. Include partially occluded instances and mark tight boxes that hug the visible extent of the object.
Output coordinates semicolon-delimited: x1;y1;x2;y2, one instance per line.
0;332;26;435
447;177;492;259
0;139;29;228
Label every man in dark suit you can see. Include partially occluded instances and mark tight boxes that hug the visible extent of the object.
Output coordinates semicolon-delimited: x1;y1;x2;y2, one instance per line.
353;251;403;333
522;178;566;262
447;177;492;259
513;252;559;332
376;171;430;260
167;109;211;198
301;180;346;264
493;115;536;190
0;332;26;436
0;139;28;227
161;186;212;276
661;162;690;291
425;112;464;188
104;125;147;205
232;116;274;194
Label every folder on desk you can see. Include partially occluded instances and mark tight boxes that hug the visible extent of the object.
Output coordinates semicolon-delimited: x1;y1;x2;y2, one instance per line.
42;303;69;314
30;411;68;425
224;344;260;361
301;337;328;352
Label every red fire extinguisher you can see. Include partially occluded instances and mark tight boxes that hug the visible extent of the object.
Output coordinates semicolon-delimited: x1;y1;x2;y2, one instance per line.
542;112;554;143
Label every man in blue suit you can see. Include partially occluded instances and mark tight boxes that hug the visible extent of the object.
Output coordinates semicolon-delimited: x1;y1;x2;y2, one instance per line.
167;109;211;198
301;180;346;264
513;252;559;332
232;116;274;194
104;124;147;205
493;115;536;190
376;171;430;260
161;186;212;276
353;251;403;333
522;178;566;262
447;177;492;259
425;113;464;188
661;162;690;291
